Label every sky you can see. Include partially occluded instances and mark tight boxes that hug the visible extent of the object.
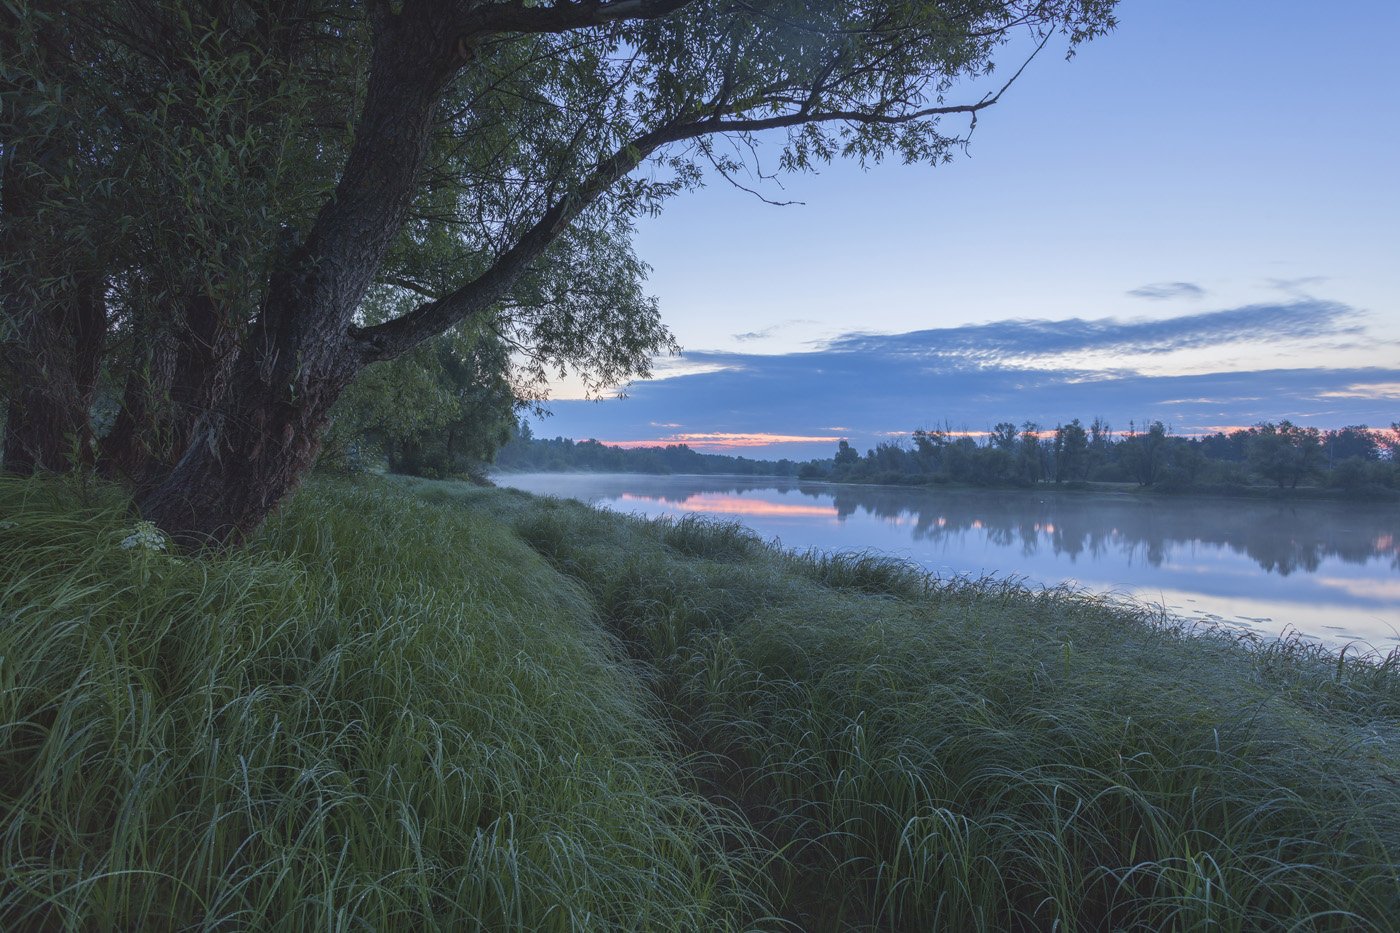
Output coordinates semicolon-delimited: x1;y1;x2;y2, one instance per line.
533;0;1400;460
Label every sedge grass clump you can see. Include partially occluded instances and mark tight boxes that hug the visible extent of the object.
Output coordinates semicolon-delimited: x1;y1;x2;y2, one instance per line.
0;476;760;931
786;549;930;599
654;514;764;562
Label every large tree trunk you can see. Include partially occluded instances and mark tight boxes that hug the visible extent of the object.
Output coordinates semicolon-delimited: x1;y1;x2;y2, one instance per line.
137;6;458;544
136;344;353;546
136;262;361;544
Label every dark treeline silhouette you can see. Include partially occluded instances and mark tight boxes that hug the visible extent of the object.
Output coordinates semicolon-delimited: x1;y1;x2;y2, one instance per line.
797;419;1400;498
495;422;803;476
496;417;1400;498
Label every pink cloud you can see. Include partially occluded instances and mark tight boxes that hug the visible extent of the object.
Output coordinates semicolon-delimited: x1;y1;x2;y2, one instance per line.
598;432;846;452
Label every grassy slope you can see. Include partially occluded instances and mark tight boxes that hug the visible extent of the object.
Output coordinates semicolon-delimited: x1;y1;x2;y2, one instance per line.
3;474;1398;930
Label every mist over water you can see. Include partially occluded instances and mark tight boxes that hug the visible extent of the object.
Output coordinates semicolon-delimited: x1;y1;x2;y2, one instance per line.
496;472;1400;653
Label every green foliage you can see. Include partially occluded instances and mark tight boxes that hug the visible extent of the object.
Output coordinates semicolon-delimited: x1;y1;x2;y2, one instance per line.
326;324;518;477
1247;420;1324;489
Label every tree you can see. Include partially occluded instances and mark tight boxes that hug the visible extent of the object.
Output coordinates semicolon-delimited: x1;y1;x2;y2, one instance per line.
990;422;1020;453
1016;421;1043;485
911;427;948;475
1053;418;1088;483
1247;421;1323;489
3;0;1117;544
834;440;861;468
1322;425;1381;465
1121;420;1169;486
327;323;518;477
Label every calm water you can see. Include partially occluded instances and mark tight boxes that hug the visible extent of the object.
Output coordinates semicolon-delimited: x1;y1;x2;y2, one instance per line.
494;472;1400;654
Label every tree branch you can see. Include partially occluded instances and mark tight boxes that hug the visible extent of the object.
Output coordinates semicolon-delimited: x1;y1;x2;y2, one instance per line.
457;0;701;37
350;21;1055;363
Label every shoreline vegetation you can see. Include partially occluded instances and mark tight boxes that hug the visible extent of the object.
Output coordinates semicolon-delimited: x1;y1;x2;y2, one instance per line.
490;420;1400;505
3;473;1398;929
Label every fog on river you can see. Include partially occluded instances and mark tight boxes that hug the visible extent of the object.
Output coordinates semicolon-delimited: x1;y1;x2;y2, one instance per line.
494;472;1400;654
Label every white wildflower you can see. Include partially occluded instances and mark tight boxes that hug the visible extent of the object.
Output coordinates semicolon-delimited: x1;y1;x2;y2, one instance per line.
120;521;168;552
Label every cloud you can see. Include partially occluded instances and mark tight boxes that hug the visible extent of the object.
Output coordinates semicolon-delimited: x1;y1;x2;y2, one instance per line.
733;327;777;341
645;359;736;381
600;432;847;452
1318;382;1400;400
819;299;1362;367
538;300;1393;460
732;318;819;342
1128;281;1206;301
1154;397;1261;406
1268;275;1330;292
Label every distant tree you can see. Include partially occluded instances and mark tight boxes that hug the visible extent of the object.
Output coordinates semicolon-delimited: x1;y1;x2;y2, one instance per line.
911;427;948;475
1172;438;1207;485
871;439;908;474
1247;421;1324;489
1053;419;1089;483
1323;425;1381;465
1085;416;1114;477
1121;421;1169;486
990;422;1019;453
1017;421;1043;485
835;441;861;467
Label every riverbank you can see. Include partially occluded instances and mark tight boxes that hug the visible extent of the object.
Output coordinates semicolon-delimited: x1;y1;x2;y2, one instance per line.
3;474;1398;929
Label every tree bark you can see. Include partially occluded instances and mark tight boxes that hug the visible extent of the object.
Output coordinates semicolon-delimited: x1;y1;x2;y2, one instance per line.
137;4;457;544
136;335;353;546
101;294;239;488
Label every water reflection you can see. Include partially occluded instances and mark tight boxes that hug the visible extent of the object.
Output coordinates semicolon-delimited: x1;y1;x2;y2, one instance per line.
617;493;838;519
494;472;1400;650
605;478;1399;577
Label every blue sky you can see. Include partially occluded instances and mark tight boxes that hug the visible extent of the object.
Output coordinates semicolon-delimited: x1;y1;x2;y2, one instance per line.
534;0;1400;458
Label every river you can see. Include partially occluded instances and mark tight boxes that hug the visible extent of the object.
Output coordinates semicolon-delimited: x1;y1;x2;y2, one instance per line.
493;472;1400;654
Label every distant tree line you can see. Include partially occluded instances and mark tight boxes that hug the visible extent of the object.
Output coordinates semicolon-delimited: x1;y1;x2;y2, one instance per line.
797;419;1400;498
374;407;1400;499
492;423;802;477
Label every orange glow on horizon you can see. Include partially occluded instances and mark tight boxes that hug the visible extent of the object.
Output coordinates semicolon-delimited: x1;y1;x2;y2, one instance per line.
598;432;845;452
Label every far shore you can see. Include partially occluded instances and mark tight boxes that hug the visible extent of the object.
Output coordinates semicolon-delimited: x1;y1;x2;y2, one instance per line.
488;467;1400;506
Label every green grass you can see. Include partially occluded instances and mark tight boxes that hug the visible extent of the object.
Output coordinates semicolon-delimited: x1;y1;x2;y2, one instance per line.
3;474;1399;930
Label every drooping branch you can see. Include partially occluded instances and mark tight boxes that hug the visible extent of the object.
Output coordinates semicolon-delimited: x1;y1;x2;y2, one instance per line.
350;123;680;363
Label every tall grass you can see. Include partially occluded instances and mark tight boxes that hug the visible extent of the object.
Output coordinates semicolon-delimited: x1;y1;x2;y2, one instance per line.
4;474;1399;930
470;485;1400;931
0;477;758;930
